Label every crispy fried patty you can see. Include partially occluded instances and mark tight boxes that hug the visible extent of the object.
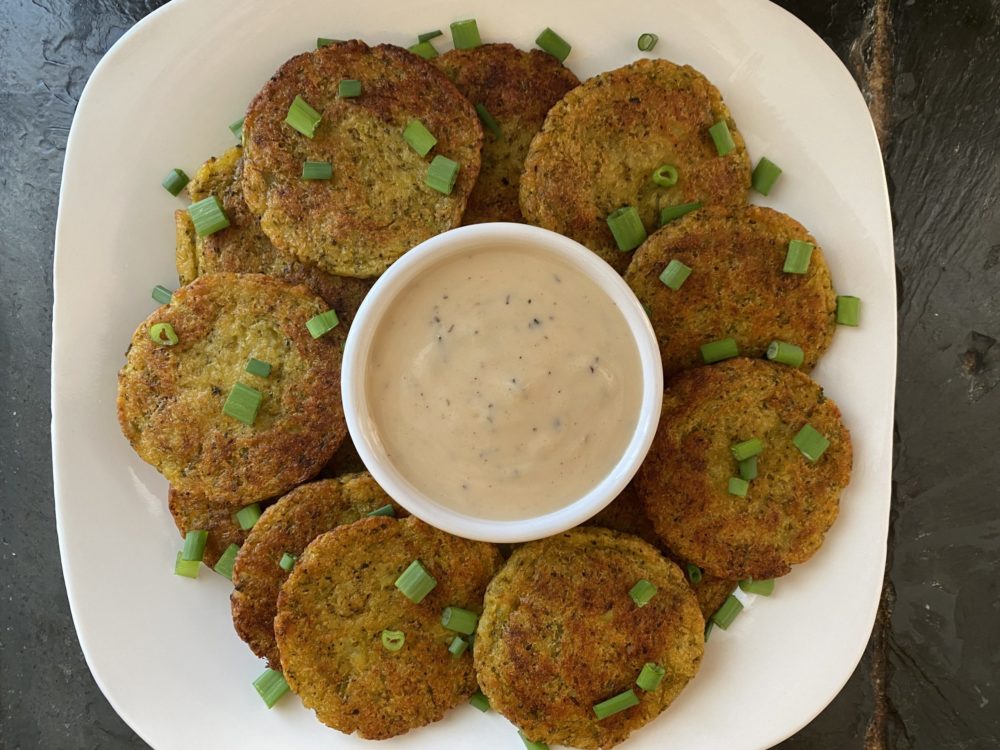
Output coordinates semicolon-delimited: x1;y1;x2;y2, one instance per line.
242;40;483;278
231;474;402;668
432;43;579;223
520;58;750;273
274;516;502;739
167;485;249;567
636;358;852;580
117;273;346;505
475;527;704;749
174;146;374;324
625;205;836;377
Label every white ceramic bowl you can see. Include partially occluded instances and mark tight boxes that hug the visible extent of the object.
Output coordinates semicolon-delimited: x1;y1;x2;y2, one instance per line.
342;223;662;543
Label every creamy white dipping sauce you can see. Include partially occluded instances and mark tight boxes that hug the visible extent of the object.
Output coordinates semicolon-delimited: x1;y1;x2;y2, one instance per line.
366;246;643;521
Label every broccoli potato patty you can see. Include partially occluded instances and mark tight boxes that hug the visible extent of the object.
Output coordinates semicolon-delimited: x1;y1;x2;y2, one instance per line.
167;485;249;568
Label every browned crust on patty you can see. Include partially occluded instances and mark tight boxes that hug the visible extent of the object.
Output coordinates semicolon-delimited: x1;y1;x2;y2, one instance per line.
167;485;250;568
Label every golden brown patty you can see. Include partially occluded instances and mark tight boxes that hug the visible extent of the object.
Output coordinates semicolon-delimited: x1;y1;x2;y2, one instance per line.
174;146;374;324
520;58;750;273
231;474;402;668
275;516;502;739
319;433;367;477
242;40;483;278
432;43;579;223
117;273;346;505
167;485;249;568
475;527;704;749
625;205;836;377
636;358;852;580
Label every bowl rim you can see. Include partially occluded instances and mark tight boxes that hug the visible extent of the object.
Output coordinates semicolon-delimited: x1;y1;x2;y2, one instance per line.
341;222;663;543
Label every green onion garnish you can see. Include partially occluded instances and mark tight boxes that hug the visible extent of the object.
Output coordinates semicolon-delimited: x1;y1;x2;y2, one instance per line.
441;606;478;634
367;504;396;517
783;239;814;274
187;195;230;237
728;477;749;497
306;309;340;338
229;116;245;143
317;38;344;48
338;79;361;98
285;94;322;138
738;455;758;481
730;438;762;462
223;382;263;425
793;423;830;462
174;551;200;579
518;731;549;750
651;164;679;187
418;30;443;42
658;259;692;291
470;690;491;712
475;103;502;139
686;563;702;585
635;662;665;691
245;357;272;378
448;636;469;657
711;594;744;629
149;322;178;346
161;168;189;196
739;578;775;596
637;32;659;51
708;120;736;156
234;502;262;531
836;295;861;326
535;27;571;62
426;154;460;195
607;206;647;251
700;337;738;363
301;160;333;180
450;19;482;50
593;689;639;720
408;41;439;59
704;620;715;641
181;529;208;562
628;578;657;607
151;285;173;305
766;340;804;367
403;119;437;157
659;200;702;226
382;629;406;651
751;157;782;195
279;552;297;572
395;560;437;603
214;543;240;580
253;668;289;709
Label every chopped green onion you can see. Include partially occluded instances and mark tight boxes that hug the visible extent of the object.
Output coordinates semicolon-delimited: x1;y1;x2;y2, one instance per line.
253;668;289;709
395;560;437;603
408;41;439;59
793;423;830;462
279;552;297;572
469;690;491;712
836;295;861;326
418;29;443;42
700;337;738;363
659;200;702;226
766;340;805;367
301;160;333;180
161;168;189;196
475;103;502;139
451;19;482;50
426;154;460;195
730;438;762;462
752;157;782;195
285;94;322;138
174;551;200;578
367;504;396;517
382;629;405;651
739;578;775;596
213;543;240;579
441;606;478;634
728;477;749;497
149;322;178;346
229;116;245;143
535;27;571;62
338;79;361;98
711;594;744;629
448;636;469;657
187;195;230;237
704;620;715;641
658;259;692;290
637;32;659;51
403;119;437;156
651;164;679;187
636;662;665;691
738;455;758;481
316;38;343;48
708;120;736;156
223;382;263;426
607;206;647;252
234;502;262;531
151;285;173;305
783;239;814;274
306;309;340;338
686;563;703;585
519;732;549;750
245;357;272;378
628;578;657;607
593;689;639;720
181;530;208;562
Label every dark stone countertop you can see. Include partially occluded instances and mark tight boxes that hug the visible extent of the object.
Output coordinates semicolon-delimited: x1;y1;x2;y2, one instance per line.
1;1;998;747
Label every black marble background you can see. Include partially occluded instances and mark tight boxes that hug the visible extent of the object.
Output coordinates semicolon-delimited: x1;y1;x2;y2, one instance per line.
1;0;998;747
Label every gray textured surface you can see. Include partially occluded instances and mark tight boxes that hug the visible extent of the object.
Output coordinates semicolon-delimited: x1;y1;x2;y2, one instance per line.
1;0;998;748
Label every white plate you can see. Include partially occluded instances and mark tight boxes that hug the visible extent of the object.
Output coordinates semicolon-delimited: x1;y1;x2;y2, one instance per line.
52;1;895;748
